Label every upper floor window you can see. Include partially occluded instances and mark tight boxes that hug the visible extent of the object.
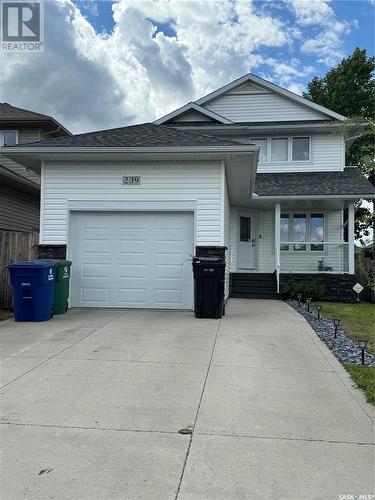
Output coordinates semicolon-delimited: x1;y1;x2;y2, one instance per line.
251;136;311;163
271;138;288;162
0;130;18;146
292;137;310;161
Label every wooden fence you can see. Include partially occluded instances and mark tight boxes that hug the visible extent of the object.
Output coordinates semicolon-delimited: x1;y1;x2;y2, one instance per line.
0;230;39;309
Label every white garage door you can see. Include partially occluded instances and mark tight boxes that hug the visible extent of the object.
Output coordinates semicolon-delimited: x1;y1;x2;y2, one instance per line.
69;212;194;309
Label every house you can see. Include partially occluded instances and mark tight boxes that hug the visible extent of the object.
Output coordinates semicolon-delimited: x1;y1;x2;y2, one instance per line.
0;102;70;232
2;74;374;309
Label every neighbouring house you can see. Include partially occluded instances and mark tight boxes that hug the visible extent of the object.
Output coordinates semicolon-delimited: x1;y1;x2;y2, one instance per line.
0;102;71;232
2;74;374;309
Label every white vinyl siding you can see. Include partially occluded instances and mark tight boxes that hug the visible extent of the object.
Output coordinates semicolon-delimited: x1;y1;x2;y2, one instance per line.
204;93;326;122
42;161;223;246
173;111;213;122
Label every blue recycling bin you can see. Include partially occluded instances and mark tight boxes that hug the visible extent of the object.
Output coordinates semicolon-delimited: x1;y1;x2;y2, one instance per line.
7;261;57;322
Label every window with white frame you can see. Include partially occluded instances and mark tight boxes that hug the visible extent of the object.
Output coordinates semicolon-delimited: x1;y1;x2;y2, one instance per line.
251;136;311;163
0;130;18;146
280;212;325;251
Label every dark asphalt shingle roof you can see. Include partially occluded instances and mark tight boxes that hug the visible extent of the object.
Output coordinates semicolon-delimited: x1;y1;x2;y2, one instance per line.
254;168;375;197
0;102;55;121
16;123;243;148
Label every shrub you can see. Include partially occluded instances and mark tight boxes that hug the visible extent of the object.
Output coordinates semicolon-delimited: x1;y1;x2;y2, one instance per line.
280;279;326;300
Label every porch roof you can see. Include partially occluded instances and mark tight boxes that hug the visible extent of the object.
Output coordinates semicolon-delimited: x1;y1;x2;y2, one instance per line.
253;168;374;199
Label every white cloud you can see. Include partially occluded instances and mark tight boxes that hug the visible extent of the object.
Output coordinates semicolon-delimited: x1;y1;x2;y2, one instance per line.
286;0;355;66
0;0;353;133
301;20;352;66
285;0;334;26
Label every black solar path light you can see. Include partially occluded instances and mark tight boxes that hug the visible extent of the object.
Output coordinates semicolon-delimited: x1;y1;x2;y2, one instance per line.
333;318;340;338
306;297;312;312
297;293;303;307
357;339;369;365
315;304;322;320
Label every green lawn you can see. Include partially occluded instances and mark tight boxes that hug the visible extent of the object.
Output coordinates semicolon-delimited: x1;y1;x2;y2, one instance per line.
318;302;375;355
344;365;375;405
317;302;374;404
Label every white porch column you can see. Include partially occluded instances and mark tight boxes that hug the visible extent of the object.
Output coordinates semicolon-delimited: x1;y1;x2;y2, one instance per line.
348;202;355;274
275;202;281;291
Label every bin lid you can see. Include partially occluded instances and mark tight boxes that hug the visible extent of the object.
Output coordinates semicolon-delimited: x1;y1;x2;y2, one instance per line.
7;260;57;269
40;259;72;267
193;256;224;263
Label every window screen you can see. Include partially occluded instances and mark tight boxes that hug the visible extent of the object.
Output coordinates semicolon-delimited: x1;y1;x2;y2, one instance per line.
310;213;324;251
293;214;306;251
271;138;288;161
292;137;310;161
280;214;290;251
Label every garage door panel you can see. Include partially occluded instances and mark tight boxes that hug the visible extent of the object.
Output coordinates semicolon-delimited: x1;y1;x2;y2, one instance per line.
81;287;110;304
118;288;147;306
83;264;110;278
82;240;111;254
154;288;183;305
70;212;193;309
155;264;183;279
119;241;148;253
119;264;148;278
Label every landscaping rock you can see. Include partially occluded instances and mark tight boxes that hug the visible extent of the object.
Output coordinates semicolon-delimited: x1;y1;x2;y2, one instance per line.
288;300;375;366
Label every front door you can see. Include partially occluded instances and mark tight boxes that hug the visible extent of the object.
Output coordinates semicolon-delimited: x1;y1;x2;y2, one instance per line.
238;213;258;269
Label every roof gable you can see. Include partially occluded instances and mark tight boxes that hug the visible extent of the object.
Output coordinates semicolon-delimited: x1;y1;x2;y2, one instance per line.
154;102;233;125
196;73;347;122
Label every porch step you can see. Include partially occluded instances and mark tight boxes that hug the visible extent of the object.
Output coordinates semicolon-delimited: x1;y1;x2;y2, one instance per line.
230;273;279;300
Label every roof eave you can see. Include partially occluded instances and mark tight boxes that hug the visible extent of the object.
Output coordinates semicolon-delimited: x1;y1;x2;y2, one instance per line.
1;144;259;171
0;117;71;135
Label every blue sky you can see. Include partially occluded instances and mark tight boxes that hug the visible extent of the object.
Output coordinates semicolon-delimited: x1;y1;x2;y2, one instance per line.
1;0;374;132
75;0;374;89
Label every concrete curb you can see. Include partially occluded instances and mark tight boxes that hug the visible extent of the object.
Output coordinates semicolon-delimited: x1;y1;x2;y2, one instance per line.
286;303;375;423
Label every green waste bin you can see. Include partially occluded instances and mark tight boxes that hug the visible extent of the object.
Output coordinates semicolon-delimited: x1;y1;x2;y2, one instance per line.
52;260;72;315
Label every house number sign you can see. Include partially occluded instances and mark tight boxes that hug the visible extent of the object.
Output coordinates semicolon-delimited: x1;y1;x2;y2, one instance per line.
122;176;141;185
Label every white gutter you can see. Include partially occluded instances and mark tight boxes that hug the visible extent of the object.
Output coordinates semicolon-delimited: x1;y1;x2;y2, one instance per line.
1;144;258;155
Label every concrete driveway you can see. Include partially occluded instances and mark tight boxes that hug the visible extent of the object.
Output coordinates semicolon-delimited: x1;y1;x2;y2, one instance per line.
1;299;374;499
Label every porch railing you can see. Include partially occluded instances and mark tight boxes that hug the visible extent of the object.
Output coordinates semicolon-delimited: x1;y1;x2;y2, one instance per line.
275;242;350;276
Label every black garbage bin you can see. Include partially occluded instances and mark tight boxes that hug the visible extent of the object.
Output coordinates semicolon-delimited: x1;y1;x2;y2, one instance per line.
192;256;225;319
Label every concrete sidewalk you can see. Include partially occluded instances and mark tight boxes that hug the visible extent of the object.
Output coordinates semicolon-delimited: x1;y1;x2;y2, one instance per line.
0;300;374;499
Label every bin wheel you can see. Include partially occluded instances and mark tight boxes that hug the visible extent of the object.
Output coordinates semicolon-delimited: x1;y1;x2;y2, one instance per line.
65;301;68;312
50;311;54;319
223;305;226;316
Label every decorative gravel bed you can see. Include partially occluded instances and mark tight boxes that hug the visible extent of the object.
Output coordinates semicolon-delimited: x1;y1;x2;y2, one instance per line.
288;299;375;366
